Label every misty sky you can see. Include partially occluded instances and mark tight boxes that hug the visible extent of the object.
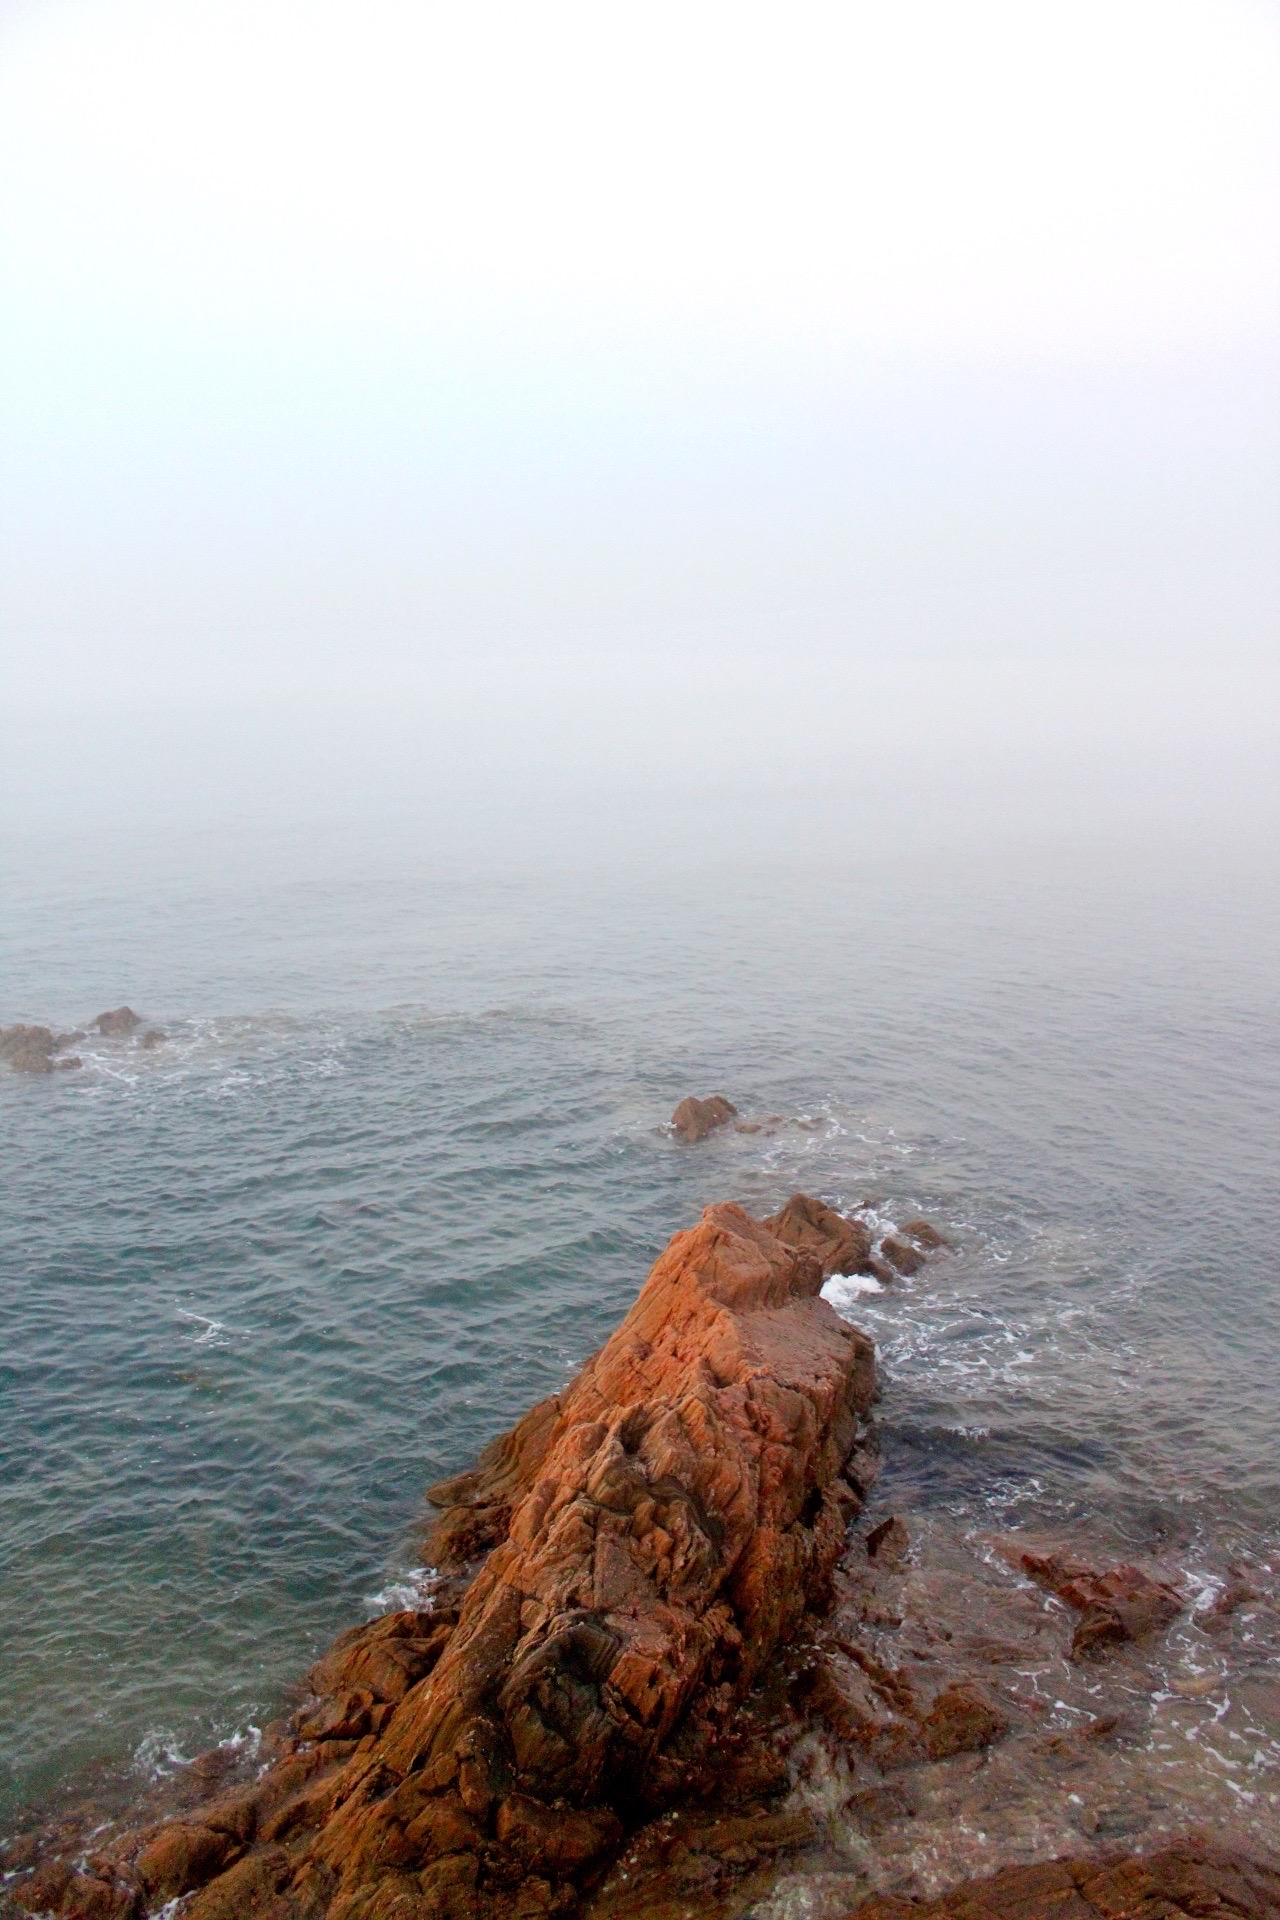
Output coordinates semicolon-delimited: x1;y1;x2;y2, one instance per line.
1;1;1278;838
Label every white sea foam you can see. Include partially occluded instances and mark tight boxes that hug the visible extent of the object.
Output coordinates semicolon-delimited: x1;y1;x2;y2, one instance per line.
821;1275;884;1317
365;1566;441;1613
132;1730;193;1780
175;1308;241;1346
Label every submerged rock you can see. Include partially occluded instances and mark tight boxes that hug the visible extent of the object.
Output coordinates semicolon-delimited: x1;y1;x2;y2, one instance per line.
669;1093;738;1141
1016;1549;1185;1659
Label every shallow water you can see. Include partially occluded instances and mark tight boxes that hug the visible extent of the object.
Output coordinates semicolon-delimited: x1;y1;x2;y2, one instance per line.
2;818;1278;1837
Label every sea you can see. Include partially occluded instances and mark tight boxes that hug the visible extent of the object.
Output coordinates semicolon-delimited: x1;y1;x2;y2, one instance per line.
2;807;1278;1844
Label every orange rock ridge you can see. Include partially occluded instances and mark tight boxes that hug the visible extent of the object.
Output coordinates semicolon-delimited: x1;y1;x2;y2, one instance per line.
8;1199;876;1919
10;1195;1274;1920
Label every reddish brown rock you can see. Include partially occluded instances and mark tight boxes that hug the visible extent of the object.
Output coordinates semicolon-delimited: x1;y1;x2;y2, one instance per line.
763;1193;874;1279
900;1218;952;1251
1017;1550;1185;1658
135;1821;241;1903
919;1680;1008;1759
669;1095;738;1142
881;1234;926;1276
866;1515;911;1566
10;1204;875;1920
843;1843;1280;1920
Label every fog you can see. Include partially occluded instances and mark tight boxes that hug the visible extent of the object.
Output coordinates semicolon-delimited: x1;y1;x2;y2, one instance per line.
2;0;1278;854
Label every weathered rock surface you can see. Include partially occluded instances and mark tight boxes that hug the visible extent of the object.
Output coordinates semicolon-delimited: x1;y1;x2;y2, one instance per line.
765;1194;951;1287
669;1095;738;1142
7;1203;1274;1920
6;1202;876;1920
845;1843;1280;1920
0;1024;81;1072
764;1194;875;1280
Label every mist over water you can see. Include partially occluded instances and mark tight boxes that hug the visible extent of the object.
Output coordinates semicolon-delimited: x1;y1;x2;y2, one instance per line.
2;812;1277;1824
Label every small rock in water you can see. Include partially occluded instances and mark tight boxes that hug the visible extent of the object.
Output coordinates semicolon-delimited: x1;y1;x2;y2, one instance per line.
669;1093;738;1141
881;1234;926;1276
866;1515;911;1565
140;1028;168;1049
0;1024;82;1073
1208;1570;1258;1619
765;1192;873;1279
900;1217;952;1250
93;1006;142;1034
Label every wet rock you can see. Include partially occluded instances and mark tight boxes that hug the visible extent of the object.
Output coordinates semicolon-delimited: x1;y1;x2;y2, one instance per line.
669;1094;738;1142
10;1864;138;1919
0;1833;43;1873
1208;1569;1258;1619
93;1007;142;1034
880;1235;925;1276
308;1610;457;1705
900;1219;952;1251
865;1516;911;1566
296;1688;378;1743
181;1846;294;1919
920;1681;1008;1759
135;1820;240;1901
140;1028;168;1048
763;1193;874;1280
585;1807;814;1917
1017;1550;1184;1657
0;1024;81;1073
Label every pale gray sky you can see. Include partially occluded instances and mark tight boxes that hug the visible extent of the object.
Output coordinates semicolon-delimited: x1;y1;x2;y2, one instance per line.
2;0;1278;836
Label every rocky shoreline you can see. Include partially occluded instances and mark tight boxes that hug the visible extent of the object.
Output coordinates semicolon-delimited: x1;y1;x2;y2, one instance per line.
3;1199;1277;1920
0;1008;166;1073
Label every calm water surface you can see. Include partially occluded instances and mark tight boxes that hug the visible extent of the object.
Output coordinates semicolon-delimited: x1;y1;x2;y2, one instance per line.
2;820;1277;1827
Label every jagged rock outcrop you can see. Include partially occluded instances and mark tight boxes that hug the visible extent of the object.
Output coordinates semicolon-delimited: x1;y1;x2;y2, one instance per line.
7;1202;877;1920
669;1096;737;1142
764;1194;876;1280
764;1194;951;1286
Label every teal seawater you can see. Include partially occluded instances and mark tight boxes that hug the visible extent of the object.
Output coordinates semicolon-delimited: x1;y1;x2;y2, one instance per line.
2;823;1278;1824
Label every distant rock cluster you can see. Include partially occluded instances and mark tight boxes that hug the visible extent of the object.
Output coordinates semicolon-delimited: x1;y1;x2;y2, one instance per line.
0;1006;167;1074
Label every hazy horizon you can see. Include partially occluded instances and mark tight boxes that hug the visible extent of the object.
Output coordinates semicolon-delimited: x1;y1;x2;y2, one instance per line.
2;1;1278;844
